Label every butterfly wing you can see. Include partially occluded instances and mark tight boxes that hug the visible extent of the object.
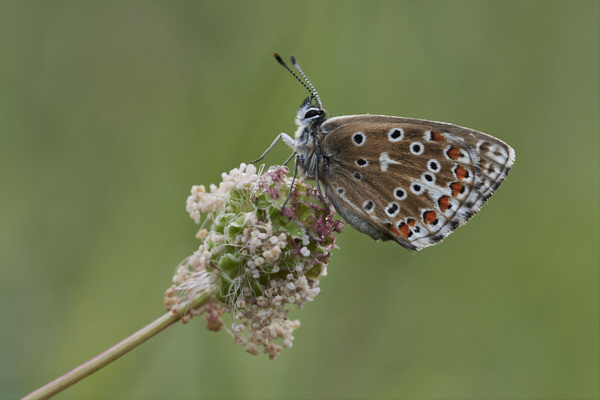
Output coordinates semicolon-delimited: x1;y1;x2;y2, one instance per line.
318;115;515;251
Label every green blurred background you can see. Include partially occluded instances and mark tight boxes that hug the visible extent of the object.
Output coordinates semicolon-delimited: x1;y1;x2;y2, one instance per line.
1;1;598;399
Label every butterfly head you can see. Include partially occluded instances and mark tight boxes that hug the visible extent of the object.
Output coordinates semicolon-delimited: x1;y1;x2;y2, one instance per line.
295;97;326;128
293;97;326;178
274;53;326;132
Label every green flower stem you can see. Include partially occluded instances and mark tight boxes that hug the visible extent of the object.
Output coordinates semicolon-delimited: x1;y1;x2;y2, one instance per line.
22;290;212;400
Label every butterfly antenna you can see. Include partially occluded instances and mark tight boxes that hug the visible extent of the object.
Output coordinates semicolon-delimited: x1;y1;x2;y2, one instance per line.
274;53;321;108
290;55;323;109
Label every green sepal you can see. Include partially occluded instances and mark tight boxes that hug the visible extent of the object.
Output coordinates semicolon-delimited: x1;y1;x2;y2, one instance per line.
218;252;239;274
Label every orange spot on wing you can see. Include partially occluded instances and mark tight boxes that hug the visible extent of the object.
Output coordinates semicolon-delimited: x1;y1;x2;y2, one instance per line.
447;146;461;160
398;223;410;239
455;166;468;180
423;210;437;225
407;218;416;227
450;182;464;197
390;225;403;237
438;196;451;212
432;131;445;142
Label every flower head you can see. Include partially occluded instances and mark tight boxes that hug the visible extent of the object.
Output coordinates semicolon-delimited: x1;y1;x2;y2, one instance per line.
165;163;343;359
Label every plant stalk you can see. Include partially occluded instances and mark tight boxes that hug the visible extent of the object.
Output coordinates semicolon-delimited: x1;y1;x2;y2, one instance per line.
22;291;211;400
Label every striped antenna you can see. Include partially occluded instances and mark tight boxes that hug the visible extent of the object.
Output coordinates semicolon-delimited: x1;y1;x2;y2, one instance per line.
273;53;323;109
290;55;322;109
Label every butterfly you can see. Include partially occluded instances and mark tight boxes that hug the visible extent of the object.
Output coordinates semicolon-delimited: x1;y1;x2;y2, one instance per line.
252;53;515;251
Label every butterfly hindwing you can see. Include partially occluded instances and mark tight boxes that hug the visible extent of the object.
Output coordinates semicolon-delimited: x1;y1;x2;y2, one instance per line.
319;115;515;251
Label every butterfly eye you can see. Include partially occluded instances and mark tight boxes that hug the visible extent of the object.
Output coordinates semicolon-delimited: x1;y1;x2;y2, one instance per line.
304;109;324;119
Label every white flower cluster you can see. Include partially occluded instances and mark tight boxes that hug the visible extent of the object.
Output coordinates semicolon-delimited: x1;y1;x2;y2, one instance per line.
243;226;288;278
227;267;323;359
166;163;341;359
185;163;260;224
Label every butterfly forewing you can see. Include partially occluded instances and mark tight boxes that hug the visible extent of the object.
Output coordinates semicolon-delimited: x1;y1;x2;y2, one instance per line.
319;115;515;251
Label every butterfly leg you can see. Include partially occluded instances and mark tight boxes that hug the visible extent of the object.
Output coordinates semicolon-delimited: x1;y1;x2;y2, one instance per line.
313;165;330;213
249;133;295;164
282;155;300;208
282;151;295;166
